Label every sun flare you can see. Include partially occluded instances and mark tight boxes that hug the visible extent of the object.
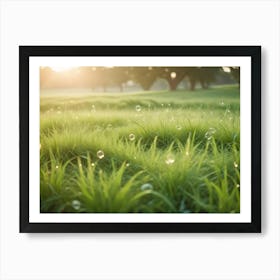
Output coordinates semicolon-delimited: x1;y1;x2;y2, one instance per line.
50;66;75;72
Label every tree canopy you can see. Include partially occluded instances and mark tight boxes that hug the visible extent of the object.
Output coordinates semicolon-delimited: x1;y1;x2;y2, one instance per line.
40;66;239;91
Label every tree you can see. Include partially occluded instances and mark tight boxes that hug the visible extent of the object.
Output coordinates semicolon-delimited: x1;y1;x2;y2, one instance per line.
159;67;188;91
129;67;158;90
230;67;240;84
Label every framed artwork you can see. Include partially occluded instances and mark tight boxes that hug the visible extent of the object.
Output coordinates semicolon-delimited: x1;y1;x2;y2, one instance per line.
19;46;261;233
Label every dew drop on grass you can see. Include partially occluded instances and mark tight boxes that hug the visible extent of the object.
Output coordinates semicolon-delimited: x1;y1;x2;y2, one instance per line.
129;133;135;141
234;162;238;168
72;200;81;210
55;165;59;169
236;184;240;188
186;151;190;156
126;163;130;167
97;150;105;159
165;154;175;165
135;105;141;112
176;125;182;130
140;183;153;191
91;163;95;167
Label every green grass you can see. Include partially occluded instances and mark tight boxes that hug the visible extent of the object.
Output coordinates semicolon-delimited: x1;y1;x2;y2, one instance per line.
40;85;240;213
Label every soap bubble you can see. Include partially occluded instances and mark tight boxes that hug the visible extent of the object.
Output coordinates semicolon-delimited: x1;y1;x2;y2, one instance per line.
72;200;81;210
135;105;141;112
129;133;135;141
140;183;153;191
165;154;175;165
205;132;212;141
97;150;104;159
205;127;216;140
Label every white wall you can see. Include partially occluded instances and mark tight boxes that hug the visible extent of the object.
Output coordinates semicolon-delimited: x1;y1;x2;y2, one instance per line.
0;0;279;279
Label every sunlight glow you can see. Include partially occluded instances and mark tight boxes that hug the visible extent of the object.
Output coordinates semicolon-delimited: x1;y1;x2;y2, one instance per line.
50;66;75;72
222;67;231;73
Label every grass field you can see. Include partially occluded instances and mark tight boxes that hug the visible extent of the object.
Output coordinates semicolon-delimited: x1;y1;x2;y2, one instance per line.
40;85;240;213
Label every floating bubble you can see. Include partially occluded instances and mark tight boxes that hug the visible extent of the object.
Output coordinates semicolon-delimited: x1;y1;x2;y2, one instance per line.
234;162;238;168
79;163;82;167
208;127;216;134
135;105;141;112
91;163;95;167
97;150;105;159
186;151;190;156
205;127;216;140
140;183;153;191
126;163;130;167
165;154;175;165
205;132;212;141
55;165;59;169
236;184;240;188
129;133;135;141
72;200;81;210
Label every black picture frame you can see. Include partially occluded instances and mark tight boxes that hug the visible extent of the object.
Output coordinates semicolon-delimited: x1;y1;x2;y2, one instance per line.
19;46;261;233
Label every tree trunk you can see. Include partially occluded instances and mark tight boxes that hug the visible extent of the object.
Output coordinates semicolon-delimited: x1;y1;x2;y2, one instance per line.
189;78;196;91
169;80;177;91
119;83;123;92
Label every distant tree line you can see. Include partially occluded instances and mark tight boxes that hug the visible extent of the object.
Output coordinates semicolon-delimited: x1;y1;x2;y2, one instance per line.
40;66;240;91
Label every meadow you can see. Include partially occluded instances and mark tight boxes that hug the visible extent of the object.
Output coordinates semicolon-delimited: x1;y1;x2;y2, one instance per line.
40;85;240;213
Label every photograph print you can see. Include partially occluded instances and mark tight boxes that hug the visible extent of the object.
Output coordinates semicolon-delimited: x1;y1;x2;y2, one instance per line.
20;46;261;232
